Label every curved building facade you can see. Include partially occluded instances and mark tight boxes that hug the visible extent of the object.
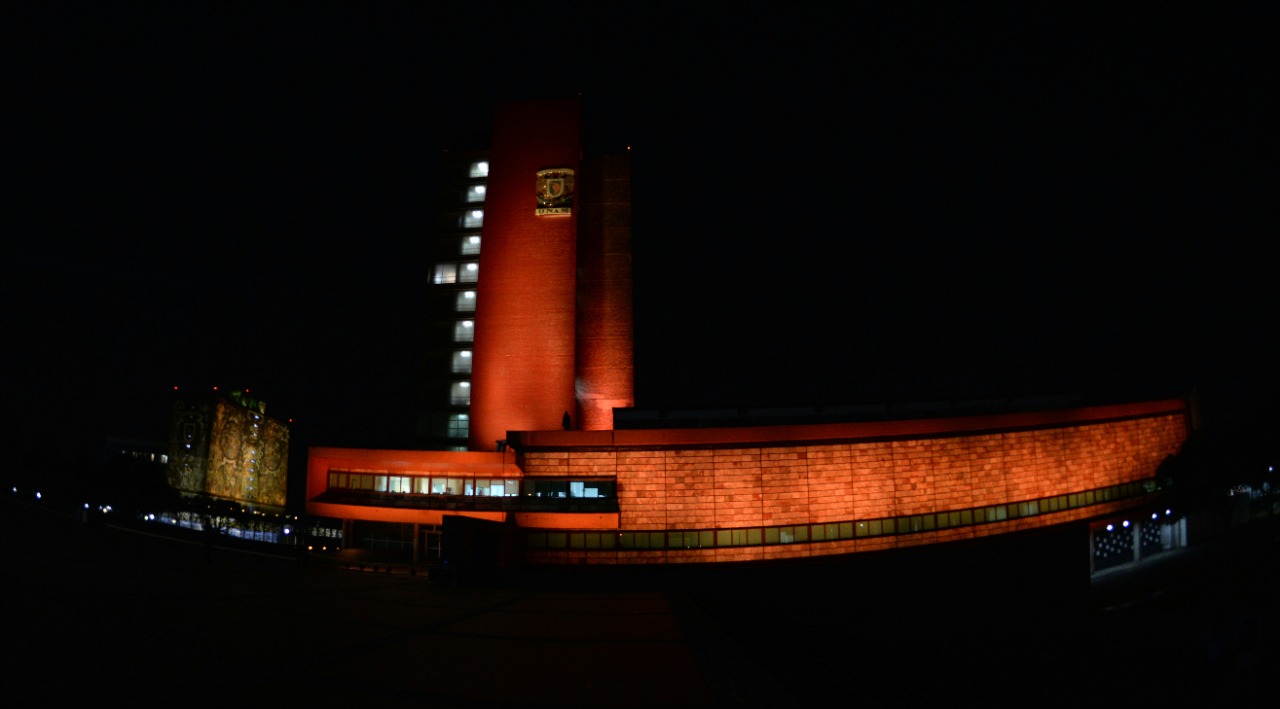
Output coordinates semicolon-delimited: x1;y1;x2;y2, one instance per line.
307;397;1190;566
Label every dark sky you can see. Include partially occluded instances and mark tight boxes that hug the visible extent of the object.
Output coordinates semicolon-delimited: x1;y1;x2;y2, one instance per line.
7;1;1277;465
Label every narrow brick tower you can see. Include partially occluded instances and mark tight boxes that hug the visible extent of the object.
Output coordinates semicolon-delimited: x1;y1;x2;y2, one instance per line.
468;97;632;451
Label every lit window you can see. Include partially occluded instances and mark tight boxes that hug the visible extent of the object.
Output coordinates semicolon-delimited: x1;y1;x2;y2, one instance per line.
388;476;411;494
453;320;473;342
455;290;476;312
462;210;483;229
450;381;470;405
459;262;478;283
433;263;457;284
469;161;489;178
461;235;481;255
451;350;472;373
465;184;486;203
447;414;469;438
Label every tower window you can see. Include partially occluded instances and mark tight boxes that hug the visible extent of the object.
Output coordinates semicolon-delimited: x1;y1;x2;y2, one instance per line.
469;161;489;178
451;350;472;373
433;264;457;285
465;184;486;203
453;321;474;342
462;210;484;229
455;291;476;312
447;414;469;438
459;262;479;283
461;235;481;255
450;382;471;406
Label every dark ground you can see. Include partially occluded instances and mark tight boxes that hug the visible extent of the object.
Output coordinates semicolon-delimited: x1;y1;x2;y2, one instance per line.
4;495;1276;707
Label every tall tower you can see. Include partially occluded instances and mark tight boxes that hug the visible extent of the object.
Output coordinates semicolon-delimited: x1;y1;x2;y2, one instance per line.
420;97;633;452
575;152;635;431
469;98;585;451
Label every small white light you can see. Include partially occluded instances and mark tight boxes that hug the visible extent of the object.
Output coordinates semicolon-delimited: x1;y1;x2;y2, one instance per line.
1152;513;1159;520
1106;524;1114;532
35;492;41;500
1166;509;1172;516
1122;520;1130;528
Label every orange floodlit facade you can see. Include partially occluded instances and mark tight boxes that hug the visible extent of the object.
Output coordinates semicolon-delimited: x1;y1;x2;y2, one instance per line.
307;398;1190;565
306;97;1192;567
468;99;584;452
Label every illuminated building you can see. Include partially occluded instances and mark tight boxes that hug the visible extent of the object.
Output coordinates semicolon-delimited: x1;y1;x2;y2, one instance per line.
418;97;633;452
169;389;289;511
307;97;1193;568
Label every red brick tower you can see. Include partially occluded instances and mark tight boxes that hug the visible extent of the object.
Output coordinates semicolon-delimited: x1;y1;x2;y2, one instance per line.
469;98;584;451
575;152;635;430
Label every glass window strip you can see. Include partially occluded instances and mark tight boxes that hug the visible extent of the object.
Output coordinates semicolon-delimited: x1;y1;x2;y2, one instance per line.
523;478;1158;553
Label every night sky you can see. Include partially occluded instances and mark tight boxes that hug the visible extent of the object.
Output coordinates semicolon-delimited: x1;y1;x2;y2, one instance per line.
8;2;1276;469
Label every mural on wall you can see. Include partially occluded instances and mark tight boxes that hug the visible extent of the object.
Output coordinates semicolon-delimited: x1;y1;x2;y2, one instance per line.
168;394;289;508
167;398;210;494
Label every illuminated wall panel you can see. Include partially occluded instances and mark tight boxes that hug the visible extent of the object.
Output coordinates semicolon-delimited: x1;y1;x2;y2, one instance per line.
205;401;288;508
512;399;1189;563
167;394;289;509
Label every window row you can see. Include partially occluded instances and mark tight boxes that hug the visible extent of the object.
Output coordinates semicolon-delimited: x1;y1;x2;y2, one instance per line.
524;480;1155;551
329;471;520;497
326;472;617;499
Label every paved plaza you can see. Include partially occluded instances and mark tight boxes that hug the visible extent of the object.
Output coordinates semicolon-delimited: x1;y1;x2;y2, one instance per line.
4;496;1275;707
